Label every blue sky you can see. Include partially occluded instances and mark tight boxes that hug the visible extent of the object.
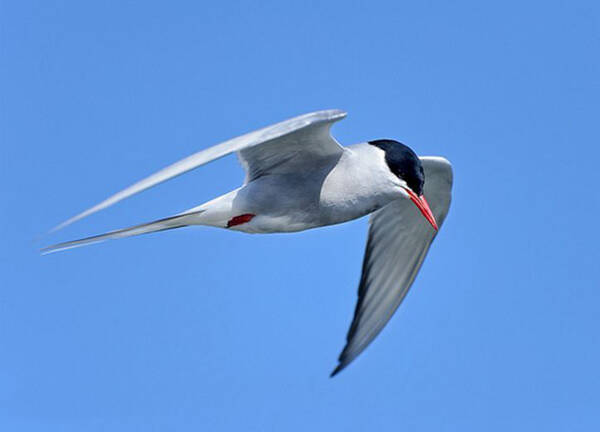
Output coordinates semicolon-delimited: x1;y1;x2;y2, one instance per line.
1;0;599;430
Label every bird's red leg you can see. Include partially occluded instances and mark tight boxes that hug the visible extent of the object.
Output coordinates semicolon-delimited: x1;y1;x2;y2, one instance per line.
226;213;255;228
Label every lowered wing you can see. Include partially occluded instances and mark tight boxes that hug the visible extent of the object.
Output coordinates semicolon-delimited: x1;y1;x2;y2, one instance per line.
331;157;453;376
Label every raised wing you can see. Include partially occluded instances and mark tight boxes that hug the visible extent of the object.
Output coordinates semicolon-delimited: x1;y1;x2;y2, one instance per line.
238;113;346;182
331;157;453;376
51;109;347;232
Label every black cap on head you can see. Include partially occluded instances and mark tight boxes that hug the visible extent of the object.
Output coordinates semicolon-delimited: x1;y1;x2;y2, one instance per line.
369;139;424;195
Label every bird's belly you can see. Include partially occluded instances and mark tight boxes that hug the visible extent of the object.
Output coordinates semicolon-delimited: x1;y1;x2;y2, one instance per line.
225;174;327;233
234;214;319;234
226;161;398;233
317;195;389;226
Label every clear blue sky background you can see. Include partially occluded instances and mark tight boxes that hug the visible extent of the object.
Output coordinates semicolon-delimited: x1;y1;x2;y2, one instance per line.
1;1;599;431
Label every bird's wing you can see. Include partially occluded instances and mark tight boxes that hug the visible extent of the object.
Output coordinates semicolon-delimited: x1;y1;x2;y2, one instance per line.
331;157;453;376
50;109;347;232
236;111;345;183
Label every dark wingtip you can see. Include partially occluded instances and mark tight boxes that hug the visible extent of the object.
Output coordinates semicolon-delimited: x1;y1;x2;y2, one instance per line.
329;364;345;378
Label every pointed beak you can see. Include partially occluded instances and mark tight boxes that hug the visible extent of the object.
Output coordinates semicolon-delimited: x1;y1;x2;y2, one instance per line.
404;188;438;231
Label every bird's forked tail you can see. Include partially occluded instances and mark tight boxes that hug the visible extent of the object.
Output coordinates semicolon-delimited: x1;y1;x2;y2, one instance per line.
40;210;204;255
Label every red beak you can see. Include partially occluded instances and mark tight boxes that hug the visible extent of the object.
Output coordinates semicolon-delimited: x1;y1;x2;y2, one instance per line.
404;188;438;231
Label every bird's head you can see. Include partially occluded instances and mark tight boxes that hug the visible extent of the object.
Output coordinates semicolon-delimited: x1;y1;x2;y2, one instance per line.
369;139;438;230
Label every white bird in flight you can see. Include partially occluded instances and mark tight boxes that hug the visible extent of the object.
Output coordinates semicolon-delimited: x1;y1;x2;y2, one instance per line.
43;109;453;376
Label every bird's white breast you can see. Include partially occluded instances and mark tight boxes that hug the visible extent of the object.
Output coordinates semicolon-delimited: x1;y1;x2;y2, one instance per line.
318;143;401;224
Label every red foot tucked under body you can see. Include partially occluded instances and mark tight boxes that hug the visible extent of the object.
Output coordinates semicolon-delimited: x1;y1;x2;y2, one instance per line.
226;213;255;228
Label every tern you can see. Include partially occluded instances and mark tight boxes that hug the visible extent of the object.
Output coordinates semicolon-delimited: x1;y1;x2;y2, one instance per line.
43;109;453;376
